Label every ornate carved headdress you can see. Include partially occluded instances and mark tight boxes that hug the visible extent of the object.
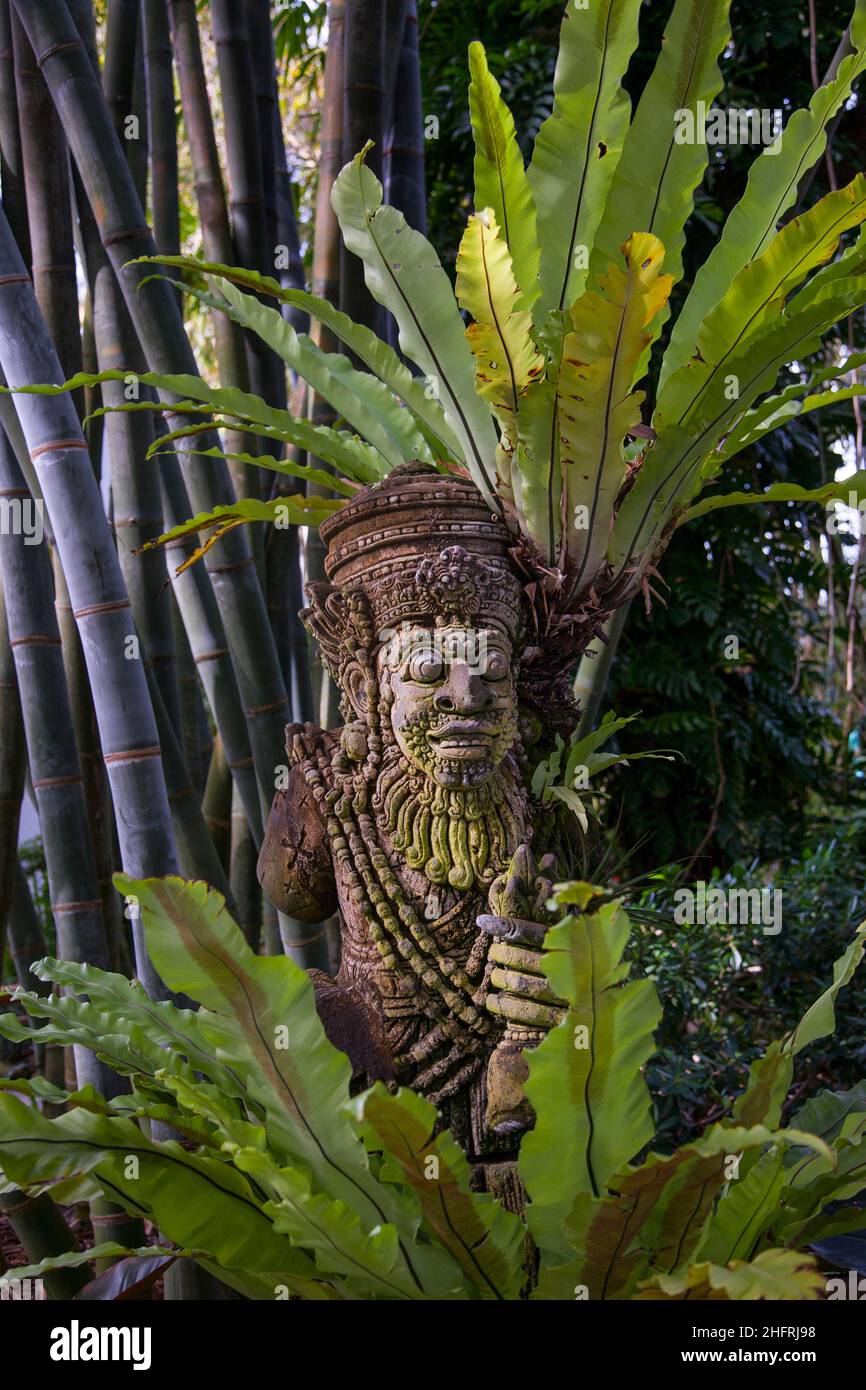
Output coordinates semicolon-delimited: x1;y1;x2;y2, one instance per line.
303;463;526;686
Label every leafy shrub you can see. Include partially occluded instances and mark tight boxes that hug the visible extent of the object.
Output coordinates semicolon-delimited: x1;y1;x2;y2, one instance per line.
0;876;864;1300
630;838;866;1146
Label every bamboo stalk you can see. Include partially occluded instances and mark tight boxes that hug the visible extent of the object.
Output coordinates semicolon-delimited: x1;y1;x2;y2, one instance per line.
382;0;425;348
0;1191;90;1299
77;201;182;733
12;12;127;974
7;862;48;992
0;213;179;1000
0;429;116;1090
74;1;258;837
0;570;25;963
306;0;345;726
6;863;65;1090
341;0;385;332
202;734;231;873
142;0;180;257
230;781;260;948
159;490;262;843
14;0;290;841
266;25;314;718
167;0;259;507
0;0;28;265
147;662;236;909
210;0;286;414
172;601;213;796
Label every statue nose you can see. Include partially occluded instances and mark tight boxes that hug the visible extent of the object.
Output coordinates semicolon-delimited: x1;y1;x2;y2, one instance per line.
433;662;491;713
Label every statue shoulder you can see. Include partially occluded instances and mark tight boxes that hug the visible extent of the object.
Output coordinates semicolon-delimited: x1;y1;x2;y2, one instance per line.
257;722;340;922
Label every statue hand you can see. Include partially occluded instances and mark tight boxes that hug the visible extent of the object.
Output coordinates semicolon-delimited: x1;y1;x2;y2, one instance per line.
479;845;566;1033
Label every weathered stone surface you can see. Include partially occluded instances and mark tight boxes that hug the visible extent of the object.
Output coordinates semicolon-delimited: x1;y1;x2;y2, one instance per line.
258;464;569;1166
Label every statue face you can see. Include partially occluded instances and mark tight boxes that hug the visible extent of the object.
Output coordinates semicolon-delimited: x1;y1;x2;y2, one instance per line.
379;624;519;787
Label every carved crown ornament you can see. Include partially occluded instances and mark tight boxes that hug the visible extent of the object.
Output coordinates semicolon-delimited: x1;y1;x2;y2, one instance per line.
301;463;613;734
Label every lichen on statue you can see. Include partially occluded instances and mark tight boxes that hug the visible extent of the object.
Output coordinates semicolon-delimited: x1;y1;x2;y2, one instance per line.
258;463;573;1178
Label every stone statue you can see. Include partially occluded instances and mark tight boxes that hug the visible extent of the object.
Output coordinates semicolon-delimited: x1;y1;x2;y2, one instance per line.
258;464;583;1191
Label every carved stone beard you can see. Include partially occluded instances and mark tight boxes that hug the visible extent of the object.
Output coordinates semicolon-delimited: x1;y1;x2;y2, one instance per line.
371;683;528;894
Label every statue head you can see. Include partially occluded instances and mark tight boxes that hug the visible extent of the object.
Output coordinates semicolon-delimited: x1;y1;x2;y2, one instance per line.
304;465;525;779
377;617;517;788
302;465;530;887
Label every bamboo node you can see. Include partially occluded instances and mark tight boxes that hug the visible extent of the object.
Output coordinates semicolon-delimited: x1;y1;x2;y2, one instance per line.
72;598;132;619
103;746;162;765
30;438;89;460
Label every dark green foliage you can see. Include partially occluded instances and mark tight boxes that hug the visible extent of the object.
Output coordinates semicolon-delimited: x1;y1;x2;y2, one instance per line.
631;833;866;1149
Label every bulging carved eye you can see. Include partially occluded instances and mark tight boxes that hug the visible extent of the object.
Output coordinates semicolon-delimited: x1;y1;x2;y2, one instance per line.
408;650;443;683
483;651;509;680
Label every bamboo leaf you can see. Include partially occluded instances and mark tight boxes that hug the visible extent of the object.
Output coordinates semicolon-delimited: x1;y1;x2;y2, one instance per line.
528;0;643;324
468;42;539;309
331;145;500;506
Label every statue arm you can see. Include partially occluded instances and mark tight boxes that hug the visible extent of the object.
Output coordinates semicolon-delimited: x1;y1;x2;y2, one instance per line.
257;764;338;923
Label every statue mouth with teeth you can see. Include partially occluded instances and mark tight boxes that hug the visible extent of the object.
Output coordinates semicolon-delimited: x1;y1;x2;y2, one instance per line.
258;463;584;1190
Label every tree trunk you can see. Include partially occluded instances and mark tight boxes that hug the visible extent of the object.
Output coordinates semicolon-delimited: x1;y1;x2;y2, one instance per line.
167;0;259;507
